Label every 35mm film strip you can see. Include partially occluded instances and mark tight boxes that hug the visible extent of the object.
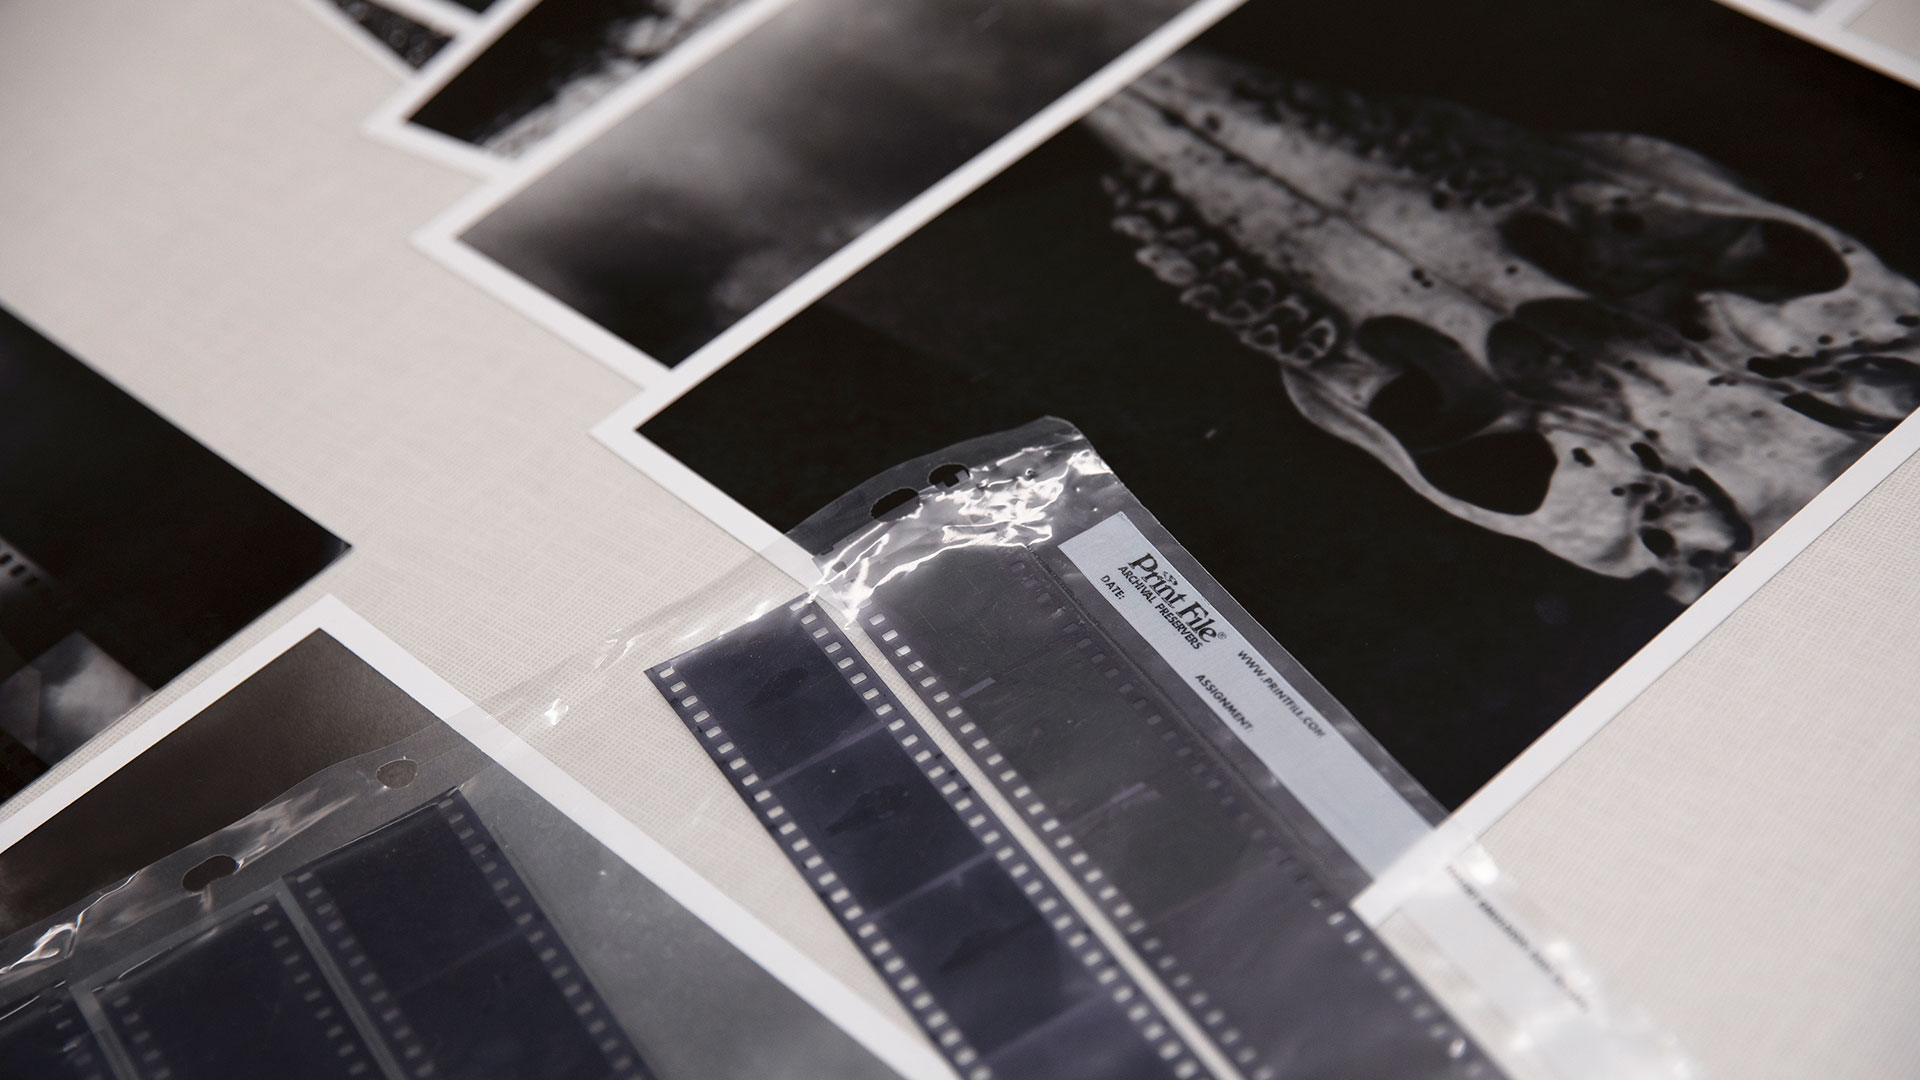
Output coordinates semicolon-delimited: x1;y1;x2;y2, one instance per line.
97;900;383;1080
1;790;650;1080
857;546;1496;1080
0;985;110;1080
290;791;651;1080
652;600;1214;1080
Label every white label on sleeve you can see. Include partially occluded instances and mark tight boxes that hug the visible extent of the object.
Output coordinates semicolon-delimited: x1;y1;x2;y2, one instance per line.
1059;513;1431;876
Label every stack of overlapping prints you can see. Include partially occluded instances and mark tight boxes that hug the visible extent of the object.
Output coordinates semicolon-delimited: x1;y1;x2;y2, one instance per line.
4;0;1917;1077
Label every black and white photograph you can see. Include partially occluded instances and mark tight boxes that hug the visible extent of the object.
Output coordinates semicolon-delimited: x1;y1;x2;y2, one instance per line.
370;0;779;169
0;306;346;803
0;621;436;936
296;0;472;71
608;0;1920;813
0;599;930;1080
10;0;1920;1075
419;0;1204;376
1716;0;1920;88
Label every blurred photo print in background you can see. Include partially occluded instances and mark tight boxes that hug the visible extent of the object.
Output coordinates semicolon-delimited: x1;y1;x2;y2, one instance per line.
613;0;1920;811
371;0;776;169
296;0;472;71
0;306;346;802
417;0;1201;375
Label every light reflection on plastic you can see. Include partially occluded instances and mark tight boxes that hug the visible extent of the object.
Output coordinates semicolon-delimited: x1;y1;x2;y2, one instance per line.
0;918;79;975
815;439;1106;619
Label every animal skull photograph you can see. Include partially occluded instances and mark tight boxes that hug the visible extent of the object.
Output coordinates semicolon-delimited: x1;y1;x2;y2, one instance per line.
1091;50;1920;603
636;0;1920;806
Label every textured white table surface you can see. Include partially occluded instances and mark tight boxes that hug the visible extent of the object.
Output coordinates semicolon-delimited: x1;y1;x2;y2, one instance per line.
0;2;1914;1077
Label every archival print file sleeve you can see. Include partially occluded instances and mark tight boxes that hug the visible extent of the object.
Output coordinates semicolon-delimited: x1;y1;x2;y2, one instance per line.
785;418;1688;1080
790;417;1443;890
0;720;900;1080
464;418;1689;1080
0;725;681;1080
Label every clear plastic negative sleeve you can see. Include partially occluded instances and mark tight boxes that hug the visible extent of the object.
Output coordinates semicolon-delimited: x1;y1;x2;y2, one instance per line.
1;420;1695;1080
0;720;903;1080
628;417;1693;1080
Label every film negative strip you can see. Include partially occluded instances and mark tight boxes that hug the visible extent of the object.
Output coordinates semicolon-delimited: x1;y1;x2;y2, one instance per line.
94;899;383;1080
652;600;1213;1080
39;788;653;1080
288;790;653;1080
0;985;109;1080
856;546;1497;1080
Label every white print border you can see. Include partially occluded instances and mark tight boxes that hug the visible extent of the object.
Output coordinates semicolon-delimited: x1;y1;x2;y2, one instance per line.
0;595;957;1080
364;0;797;178
375;0;481;35
1715;0;1920;90
412;0;1252;386
1358;406;1920;917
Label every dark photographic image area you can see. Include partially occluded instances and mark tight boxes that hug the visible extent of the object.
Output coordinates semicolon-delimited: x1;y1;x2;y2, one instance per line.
458;0;1196;365
0;308;347;800
407;0;755;158
640;0;1920;807
326;0;453;69
0;630;433;939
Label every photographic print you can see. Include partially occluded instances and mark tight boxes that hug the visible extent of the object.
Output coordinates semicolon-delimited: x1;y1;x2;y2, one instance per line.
0;598;940;1080
369;0;784;172
0;307;346;803
0;622;436;938
419;0;1206;377
297;0;474;72
604;0;1920;817
1715;0;1920;88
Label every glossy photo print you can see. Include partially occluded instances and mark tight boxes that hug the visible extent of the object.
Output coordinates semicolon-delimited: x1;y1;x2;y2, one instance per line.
296;0;474;71
610;0;1920;813
418;0;1205;376
1716;0;1920;87
372;0;775;169
0;306;346;802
